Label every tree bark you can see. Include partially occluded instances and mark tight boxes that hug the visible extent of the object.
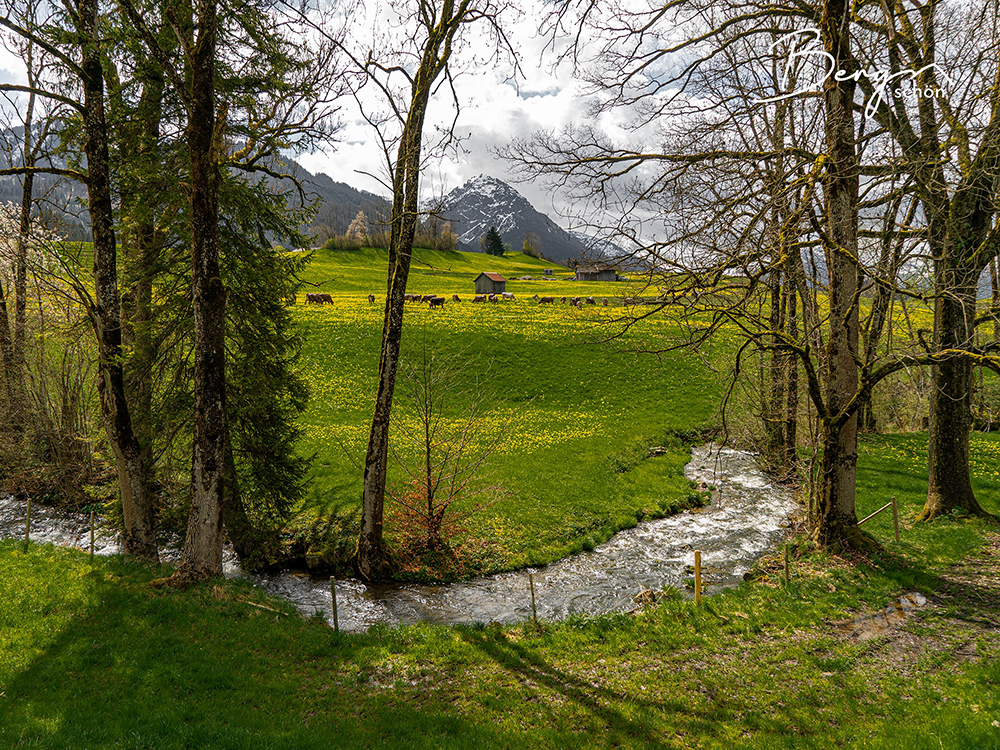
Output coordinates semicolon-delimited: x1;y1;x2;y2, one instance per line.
80;0;158;561
813;0;862;549
177;0;227;581
920;262;985;519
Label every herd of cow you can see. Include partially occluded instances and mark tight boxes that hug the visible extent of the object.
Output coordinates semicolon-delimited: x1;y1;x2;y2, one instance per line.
532;294;608;308
303;291;615;309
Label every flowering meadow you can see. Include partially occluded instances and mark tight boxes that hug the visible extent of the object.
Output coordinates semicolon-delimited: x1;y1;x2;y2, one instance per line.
291;247;722;571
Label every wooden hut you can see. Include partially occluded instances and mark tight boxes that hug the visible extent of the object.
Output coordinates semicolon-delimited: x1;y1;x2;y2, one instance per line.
574;264;617;282
475;272;507;294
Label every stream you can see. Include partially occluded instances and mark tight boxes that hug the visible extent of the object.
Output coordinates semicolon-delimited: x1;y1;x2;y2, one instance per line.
0;445;798;632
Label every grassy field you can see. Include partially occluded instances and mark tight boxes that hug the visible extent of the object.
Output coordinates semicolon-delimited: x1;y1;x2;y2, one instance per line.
290;247;722;573
2;434;1000;748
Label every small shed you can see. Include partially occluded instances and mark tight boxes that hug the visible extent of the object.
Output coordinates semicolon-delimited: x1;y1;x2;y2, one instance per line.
574;265;617;282
475;272;507;294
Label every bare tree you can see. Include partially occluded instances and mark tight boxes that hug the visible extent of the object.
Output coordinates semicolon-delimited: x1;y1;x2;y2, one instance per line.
343;0;516;580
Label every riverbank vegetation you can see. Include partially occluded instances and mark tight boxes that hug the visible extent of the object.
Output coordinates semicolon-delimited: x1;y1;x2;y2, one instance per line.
3;432;999;748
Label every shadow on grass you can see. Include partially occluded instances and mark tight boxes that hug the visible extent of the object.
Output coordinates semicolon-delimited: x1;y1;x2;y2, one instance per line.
0;544;523;749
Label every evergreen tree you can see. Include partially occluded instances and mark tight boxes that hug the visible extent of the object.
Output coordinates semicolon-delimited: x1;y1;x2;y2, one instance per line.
483;225;505;256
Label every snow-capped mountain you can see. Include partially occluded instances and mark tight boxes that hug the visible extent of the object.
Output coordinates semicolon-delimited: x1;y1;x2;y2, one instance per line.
438;175;589;263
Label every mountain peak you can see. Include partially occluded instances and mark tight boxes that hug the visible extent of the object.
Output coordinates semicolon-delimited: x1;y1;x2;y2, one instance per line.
439;176;586;263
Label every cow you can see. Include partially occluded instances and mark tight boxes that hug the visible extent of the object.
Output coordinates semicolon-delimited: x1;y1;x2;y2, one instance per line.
429;297;445;308
538;296;555;304
473;294;487;303
488;294;498;303
570;297;581;306
306;293;319;304
453;294;461;303
560;296;567;303
575;300;583;309
585;296;596;305
421;294;436;302
368;293;376;304
319;293;333;304
502;292;516;301
602;298;608;306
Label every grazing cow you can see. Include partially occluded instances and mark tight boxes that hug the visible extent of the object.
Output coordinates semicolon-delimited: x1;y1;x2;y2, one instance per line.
421;294;436;302
429;297;445;308
538;296;555;304
602;298;608;306
306;293;319;304
319;293;333;304
560;296;566;303
576;300;583;309
489;294;498;303
585;296;596;305
502;292;515;301
368;293;376;304
473;294;487;303
453;294;461;303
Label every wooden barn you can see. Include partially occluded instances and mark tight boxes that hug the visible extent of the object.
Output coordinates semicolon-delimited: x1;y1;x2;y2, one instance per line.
574;265;617;282
475;272;507;294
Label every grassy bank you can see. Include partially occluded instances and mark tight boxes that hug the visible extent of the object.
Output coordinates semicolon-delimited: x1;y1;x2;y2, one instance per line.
3;434;1000;748
290;247;723;573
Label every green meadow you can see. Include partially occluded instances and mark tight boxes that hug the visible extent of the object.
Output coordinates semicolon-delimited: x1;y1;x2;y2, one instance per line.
291;247;722;572
2;431;1000;748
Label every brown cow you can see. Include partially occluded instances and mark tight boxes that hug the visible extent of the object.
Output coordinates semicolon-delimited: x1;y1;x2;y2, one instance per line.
368;293;376;304
319;293;333;304
488;294;498;303
473;295;487;303
453;294;461;303
602;298;608;306
538;296;555;304
585;296;596;305
560;296;566;303
429;297;445;308
575;300;583;309
421;294;436;302
306;293;319;304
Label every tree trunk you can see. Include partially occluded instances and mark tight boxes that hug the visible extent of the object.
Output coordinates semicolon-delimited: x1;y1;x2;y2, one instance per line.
80;0;158;561
920;262;985;519
813;0;862;549
177;0;226;582
782;280;799;470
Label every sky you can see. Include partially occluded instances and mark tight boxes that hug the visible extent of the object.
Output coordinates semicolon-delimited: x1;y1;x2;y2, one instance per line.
0;0;655;227
294;0;627;223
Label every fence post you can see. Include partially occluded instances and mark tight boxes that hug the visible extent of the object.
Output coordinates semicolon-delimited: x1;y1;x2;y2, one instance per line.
329;577;339;633
529;573;538;625
694;551;702;605
891;496;900;542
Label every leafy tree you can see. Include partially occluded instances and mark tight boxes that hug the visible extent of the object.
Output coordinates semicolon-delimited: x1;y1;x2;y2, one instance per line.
482;225;505;256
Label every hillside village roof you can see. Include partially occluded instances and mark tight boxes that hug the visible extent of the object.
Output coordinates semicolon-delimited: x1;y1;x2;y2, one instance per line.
480;272;506;282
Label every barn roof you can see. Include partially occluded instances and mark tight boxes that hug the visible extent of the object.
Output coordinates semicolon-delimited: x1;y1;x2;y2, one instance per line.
478;272;506;282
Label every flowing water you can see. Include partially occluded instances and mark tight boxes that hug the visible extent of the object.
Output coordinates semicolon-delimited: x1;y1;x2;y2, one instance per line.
1;445;798;631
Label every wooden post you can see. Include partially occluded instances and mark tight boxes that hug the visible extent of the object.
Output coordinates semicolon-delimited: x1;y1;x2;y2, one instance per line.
529;573;538;624
90;511;95;558
24;497;31;547
891;496;900;542
784;543;790;586
694;551;702;605
329;577;339;633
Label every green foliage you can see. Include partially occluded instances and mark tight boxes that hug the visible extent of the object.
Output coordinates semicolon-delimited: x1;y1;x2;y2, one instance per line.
481;225;506;256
